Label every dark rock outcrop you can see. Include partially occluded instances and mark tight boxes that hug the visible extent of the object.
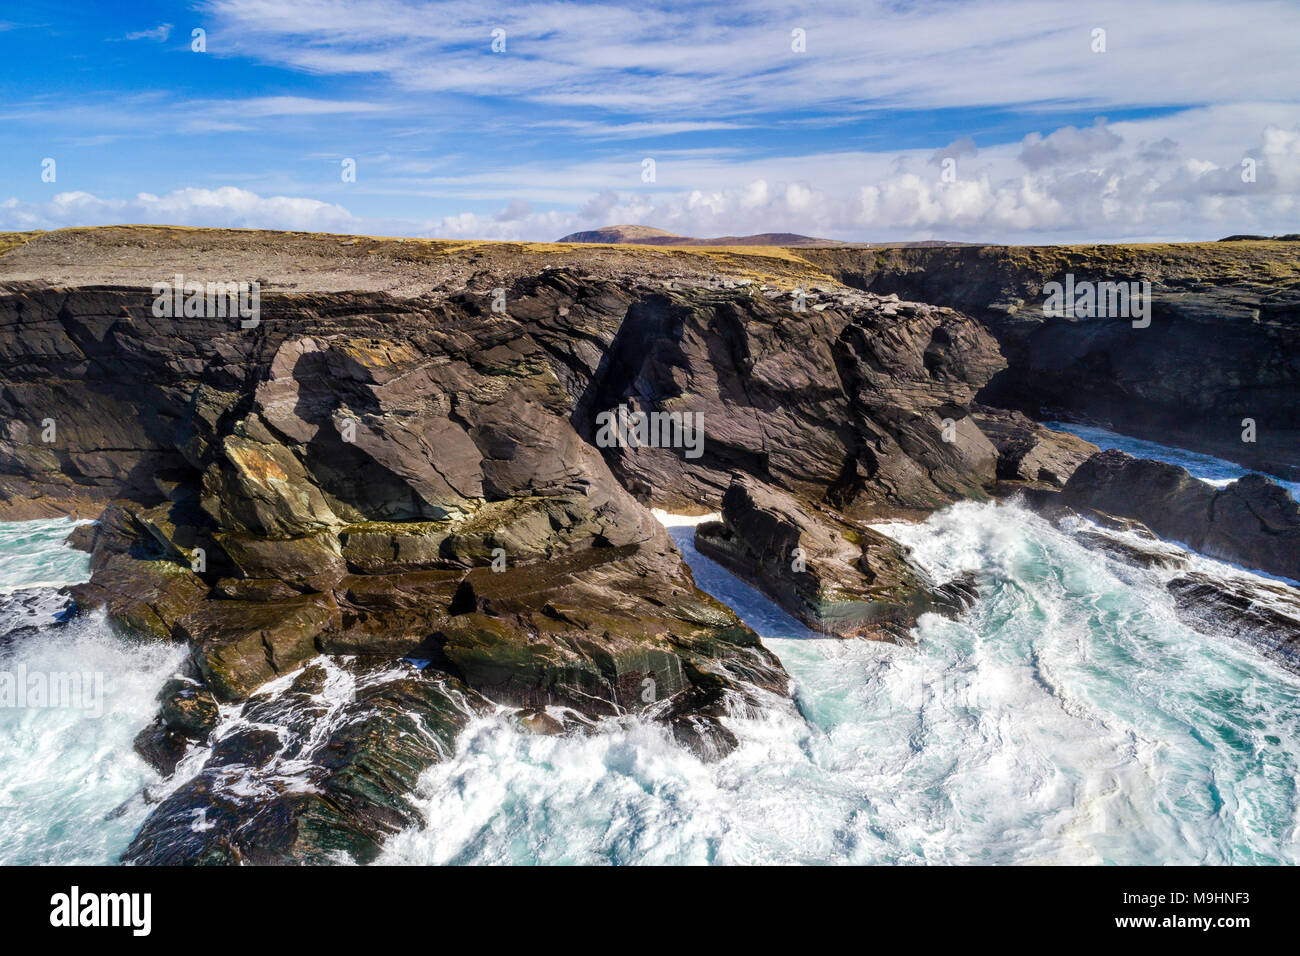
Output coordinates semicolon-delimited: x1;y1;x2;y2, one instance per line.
695;474;975;639
510;276;1005;517
803;241;1300;481
122;659;488;865
971;404;1098;487
1061;450;1300;580
1166;573;1300;673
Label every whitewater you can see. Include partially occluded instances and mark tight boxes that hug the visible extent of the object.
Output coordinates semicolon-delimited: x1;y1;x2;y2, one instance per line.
2;431;1298;865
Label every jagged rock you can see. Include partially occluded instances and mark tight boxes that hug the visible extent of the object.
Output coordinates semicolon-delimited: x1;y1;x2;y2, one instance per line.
972;405;1098;486
121;660;491;865
1167;573;1300;673
511;277;1004;516
802;241;1300;481
211;577;302;602
695;475;972;639
1062;451;1299;580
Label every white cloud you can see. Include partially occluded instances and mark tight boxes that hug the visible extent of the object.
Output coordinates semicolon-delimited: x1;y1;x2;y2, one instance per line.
199;0;1300;117
123;24;173;42
0;187;360;233
4;112;1297;244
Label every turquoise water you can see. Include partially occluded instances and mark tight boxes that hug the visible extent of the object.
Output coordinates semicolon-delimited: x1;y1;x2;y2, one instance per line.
3;502;1299;865
380;504;1300;865
0;518;184;865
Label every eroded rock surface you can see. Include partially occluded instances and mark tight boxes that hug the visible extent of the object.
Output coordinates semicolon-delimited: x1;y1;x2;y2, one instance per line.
696;475;975;640
1061;450;1300;581
9;230;1280;864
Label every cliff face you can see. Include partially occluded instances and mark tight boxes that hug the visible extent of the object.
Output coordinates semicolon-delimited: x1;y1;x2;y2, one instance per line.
7;227;1291;864
0;230;1033;862
803;241;1300;480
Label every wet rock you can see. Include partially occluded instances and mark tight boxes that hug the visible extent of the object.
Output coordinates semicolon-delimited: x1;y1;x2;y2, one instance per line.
695;474;969;640
669;713;740;761
516;708;565;735
1073;526;1190;570
208;728;282;769
158;677;220;738
211;577;302;602
431;543;787;718
133;721;191;777
972;405;1098;486
1167;573;1300;673
121;660;490;865
1062;451;1299;580
322;570;461;658
0;587;75;645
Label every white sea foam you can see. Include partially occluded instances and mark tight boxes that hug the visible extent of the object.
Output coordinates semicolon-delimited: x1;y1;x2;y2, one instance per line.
379;502;1300;865
0;517;185;864
4;495;1300;866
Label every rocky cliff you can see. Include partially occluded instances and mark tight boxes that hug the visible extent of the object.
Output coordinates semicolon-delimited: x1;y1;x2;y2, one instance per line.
0;228;1052;863
803;241;1300;480
2;226;1292;863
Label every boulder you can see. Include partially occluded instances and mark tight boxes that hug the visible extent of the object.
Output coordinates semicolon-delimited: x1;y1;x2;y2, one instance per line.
695;474;973;640
1062;450;1299;580
972;405;1098;486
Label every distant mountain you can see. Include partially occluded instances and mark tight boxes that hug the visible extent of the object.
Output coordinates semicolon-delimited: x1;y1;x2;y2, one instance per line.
557;224;848;247
557;224;978;248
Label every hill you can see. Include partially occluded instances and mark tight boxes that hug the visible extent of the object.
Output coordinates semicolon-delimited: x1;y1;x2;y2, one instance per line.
557;224;849;247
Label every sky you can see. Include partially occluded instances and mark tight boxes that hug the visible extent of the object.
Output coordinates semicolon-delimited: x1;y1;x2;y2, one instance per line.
1;0;1298;244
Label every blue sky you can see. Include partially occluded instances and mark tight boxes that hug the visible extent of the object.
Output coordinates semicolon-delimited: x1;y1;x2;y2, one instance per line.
2;0;1298;242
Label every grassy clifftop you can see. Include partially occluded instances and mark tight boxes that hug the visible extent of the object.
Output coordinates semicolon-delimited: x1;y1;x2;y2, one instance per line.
801;239;1300;318
4;225;1297;307
0;225;839;293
